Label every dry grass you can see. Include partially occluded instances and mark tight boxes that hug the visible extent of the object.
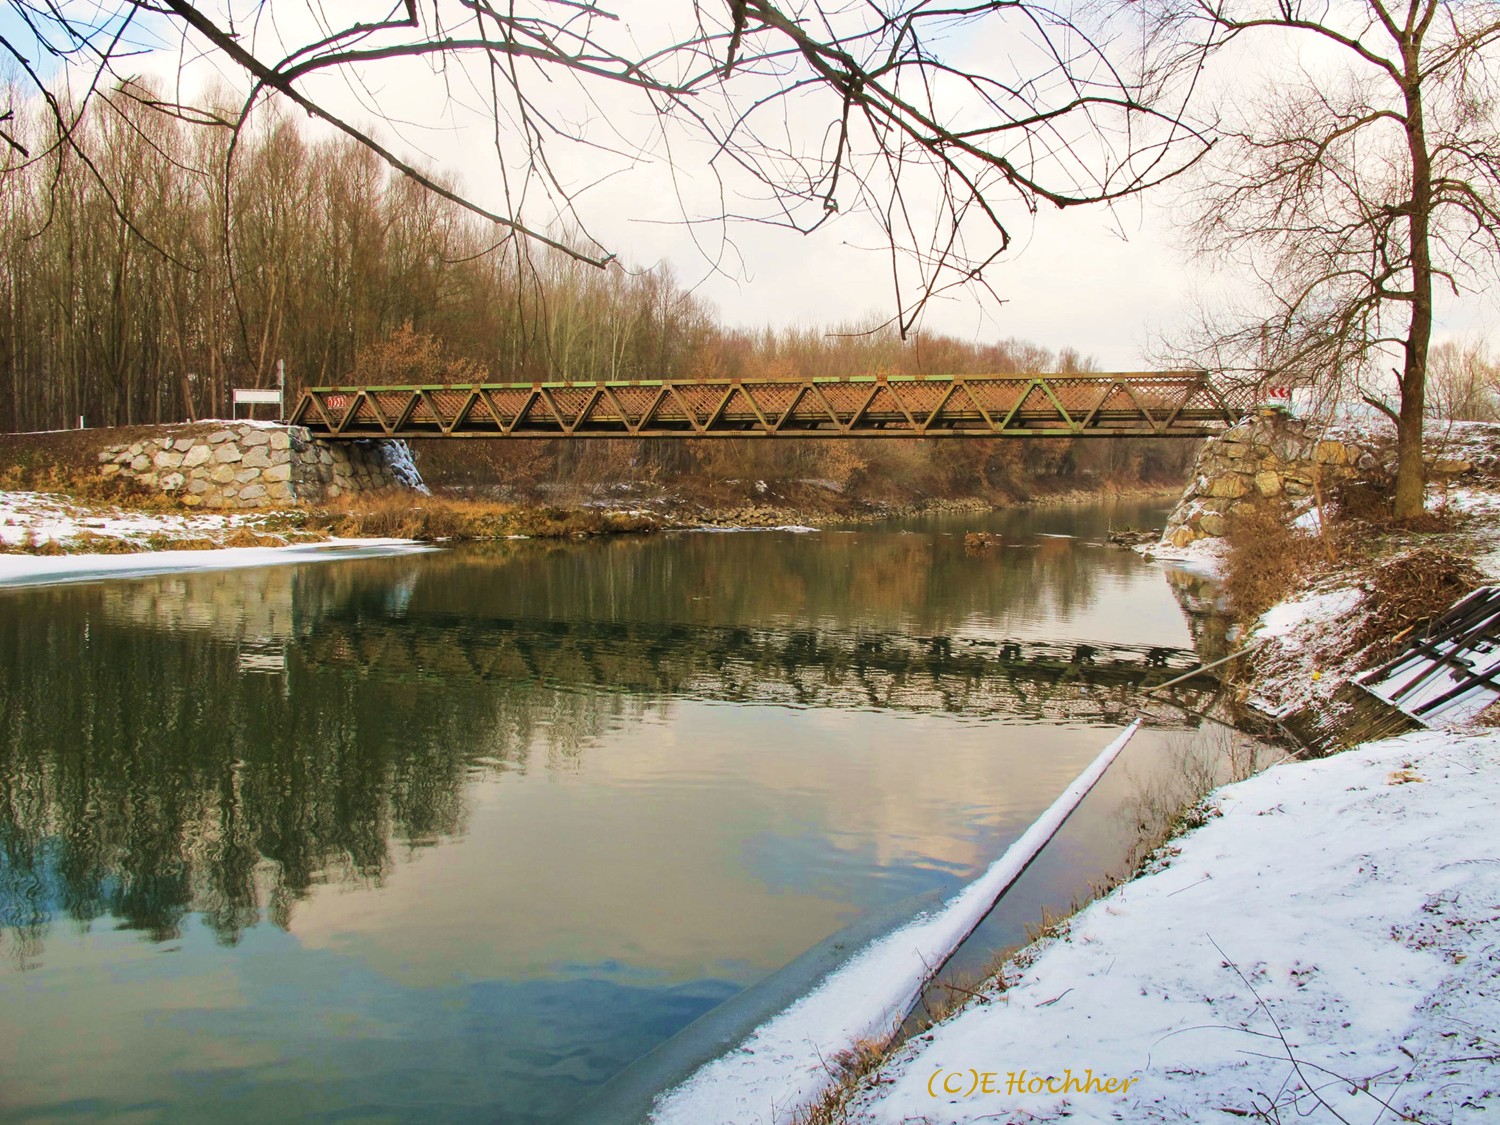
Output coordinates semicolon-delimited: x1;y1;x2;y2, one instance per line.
790;1037;893;1125
69;531;154;554
1473;696;1500;727
1223;503;1326;623
219;527;293;548
1333;474;1398;526
1349;547;1484;666
143;534;220;551
0;530;228;555
0;526;308;556
1332;466;1457;535
308;495;501;540
0;461;189;511
308;494;660;541
0;530;66;555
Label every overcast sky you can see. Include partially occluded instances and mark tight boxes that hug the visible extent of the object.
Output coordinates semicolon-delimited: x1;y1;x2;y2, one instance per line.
635;197;1206;369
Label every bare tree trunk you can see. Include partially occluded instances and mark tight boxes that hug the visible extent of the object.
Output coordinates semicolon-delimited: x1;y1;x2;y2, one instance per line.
1394;41;1433;520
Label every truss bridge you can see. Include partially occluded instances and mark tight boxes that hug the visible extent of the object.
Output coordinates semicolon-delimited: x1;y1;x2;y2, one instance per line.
290;372;1255;440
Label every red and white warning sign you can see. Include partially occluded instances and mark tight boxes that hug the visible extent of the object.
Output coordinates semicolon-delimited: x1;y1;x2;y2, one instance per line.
1260;384;1293;412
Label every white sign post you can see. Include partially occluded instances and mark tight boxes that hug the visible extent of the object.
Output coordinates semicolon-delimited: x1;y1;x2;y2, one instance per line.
232;360;286;419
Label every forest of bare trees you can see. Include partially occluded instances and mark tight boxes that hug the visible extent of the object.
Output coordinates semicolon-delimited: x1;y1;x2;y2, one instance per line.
0;83;1194;495
0;83;539;431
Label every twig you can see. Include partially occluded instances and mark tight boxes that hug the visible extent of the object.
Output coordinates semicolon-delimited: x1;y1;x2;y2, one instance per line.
1208;935;1357;1125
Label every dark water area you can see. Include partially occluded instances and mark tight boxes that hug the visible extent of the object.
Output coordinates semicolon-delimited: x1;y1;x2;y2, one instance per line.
0;499;1231;1122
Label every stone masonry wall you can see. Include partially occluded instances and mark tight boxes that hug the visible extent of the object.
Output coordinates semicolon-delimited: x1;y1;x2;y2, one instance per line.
97;422;425;509
1161;413;1376;548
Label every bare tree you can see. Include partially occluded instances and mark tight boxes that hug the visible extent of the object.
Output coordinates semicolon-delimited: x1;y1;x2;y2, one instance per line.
2;0;1206;334
1427;339;1499;422
1144;0;1500;518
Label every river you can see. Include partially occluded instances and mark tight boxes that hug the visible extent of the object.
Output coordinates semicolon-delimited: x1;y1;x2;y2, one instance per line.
0;498;1232;1123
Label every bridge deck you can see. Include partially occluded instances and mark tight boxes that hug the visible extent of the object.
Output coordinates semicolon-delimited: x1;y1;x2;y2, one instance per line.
290;372;1254;439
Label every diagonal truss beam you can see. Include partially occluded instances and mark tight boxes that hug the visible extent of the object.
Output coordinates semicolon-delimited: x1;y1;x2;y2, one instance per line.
290;372;1256;440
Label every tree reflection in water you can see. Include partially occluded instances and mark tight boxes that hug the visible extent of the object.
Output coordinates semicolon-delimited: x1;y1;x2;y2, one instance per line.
0;509;1208;969
0;569;660;964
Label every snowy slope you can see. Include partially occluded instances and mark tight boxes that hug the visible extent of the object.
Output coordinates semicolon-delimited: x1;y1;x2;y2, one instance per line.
843;729;1500;1123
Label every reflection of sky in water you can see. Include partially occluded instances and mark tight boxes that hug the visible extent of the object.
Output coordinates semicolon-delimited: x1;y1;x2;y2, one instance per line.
0;499;1222;1121
282;705;1094;988
11;917;737;1125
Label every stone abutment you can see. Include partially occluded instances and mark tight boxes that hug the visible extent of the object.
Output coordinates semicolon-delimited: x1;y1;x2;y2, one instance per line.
1161;413;1375;548
97;422;425;509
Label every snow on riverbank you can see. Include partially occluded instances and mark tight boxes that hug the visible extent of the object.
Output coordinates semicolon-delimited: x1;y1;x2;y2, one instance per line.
0;489;429;586
0;489;292;547
843;728;1500;1124
818;466;1500;1122
0;538;432;587
1134;533;1228;577
650;723;1143;1125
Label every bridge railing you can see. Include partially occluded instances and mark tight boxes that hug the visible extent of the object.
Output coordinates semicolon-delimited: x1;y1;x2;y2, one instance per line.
290;372;1259;439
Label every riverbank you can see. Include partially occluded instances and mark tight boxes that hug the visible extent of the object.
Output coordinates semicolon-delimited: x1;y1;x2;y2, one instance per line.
0;481;1180;597
0;476;1181;564
839;725;1500;1124
1;418;1192;563
778;440;1500;1124
572;480;1182;530
0;487;660;558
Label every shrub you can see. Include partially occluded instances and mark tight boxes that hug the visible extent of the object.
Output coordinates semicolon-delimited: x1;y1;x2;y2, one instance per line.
1349;547;1483;665
1222;502;1325;622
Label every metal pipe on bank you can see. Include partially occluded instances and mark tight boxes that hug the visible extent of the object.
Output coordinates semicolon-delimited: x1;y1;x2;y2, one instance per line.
648;719;1146;1125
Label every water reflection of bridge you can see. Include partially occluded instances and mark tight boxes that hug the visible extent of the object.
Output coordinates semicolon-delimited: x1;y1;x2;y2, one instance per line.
304;615;1220;728
0;548;1222;962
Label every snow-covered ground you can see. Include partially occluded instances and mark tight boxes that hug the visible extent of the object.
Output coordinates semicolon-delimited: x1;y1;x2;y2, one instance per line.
0;539;432;587
1448;487;1500;579
1137;534;1229;577
0;489;299;548
807;461;1500;1125
841;727;1500;1124
0;490;428;586
1422;420;1500;475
